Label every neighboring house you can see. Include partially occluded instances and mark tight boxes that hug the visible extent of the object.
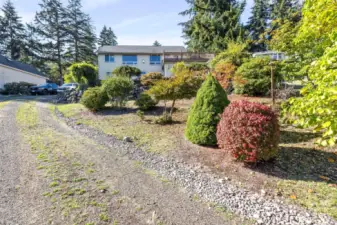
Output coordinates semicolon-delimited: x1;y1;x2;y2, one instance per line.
0;55;47;89
252;51;286;61
97;45;214;79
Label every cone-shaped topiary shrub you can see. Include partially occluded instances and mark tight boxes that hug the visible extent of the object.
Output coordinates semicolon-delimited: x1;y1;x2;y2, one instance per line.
217;100;279;163
185;75;230;145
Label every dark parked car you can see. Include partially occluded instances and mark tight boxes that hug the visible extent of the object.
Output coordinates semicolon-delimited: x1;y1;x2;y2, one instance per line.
30;83;58;95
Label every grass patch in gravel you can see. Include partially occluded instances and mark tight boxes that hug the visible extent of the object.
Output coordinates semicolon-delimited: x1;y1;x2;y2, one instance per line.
277;180;337;219
57;103;87;118
56;103;184;154
0;101;9;109
16;103;115;224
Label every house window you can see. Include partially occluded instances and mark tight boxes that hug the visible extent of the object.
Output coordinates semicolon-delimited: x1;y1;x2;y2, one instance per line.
105;54;115;62
141;71;147;75
106;72;111;76
150;55;161;65
122;55;137;65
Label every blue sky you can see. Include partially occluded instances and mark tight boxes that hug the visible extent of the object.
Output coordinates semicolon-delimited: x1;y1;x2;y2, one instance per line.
1;0;254;46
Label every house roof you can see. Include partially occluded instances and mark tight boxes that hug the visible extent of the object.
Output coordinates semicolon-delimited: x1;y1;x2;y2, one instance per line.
98;45;187;54
0;54;46;77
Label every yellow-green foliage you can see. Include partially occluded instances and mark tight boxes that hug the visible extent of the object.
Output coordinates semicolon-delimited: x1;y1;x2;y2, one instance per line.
65;62;98;86
81;87;108;112
185;75;230;146
140;72;164;87
282;0;337;146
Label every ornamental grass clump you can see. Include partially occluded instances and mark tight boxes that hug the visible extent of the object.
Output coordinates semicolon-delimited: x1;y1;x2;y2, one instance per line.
217;100;280;163
185;75;230;146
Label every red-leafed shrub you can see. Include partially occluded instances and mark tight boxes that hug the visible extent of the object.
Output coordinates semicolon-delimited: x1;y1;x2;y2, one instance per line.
217;100;279;163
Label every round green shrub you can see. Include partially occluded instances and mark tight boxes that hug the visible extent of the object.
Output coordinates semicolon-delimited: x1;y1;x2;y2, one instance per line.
185;75;230;146
135;93;158;110
234;57;280;96
102;76;134;107
80;87;108;111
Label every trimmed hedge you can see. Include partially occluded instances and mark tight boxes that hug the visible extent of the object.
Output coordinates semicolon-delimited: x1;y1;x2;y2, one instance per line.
80;87;108;111
185;75;230;146
3;82;35;95
217;100;279;163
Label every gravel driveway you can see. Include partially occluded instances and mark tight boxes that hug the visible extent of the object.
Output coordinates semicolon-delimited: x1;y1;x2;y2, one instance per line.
0;100;245;225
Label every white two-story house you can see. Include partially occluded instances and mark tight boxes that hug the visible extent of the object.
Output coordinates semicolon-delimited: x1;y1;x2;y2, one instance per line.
97;45;214;80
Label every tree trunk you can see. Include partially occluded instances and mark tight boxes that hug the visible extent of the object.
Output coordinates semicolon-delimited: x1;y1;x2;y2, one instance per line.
169;99;176;117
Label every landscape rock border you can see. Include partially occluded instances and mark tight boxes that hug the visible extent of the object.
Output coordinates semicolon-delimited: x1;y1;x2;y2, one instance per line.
55;108;336;225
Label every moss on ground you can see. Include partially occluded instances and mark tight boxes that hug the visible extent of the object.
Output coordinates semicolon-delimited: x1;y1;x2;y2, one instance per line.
0;101;9;109
16;103;113;224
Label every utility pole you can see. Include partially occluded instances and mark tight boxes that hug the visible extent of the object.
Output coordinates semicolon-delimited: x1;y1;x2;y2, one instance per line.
270;61;276;107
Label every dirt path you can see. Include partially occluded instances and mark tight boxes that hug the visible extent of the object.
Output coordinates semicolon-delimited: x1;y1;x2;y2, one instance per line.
0;100;246;225
0;102;51;225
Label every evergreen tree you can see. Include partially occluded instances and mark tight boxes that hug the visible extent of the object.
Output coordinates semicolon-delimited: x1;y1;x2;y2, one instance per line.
271;0;300;22
98;26;117;46
0;0;26;60
185;75;230;146
33;0;68;81
153;40;162;46
65;0;96;63
179;0;246;53
247;0;270;52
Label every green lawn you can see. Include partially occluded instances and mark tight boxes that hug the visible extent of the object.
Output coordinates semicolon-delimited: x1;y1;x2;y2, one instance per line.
55;101;337;220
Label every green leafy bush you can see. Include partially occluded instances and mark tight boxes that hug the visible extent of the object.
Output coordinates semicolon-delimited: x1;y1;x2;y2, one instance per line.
102;76;134;107
136;110;145;120
217;100;279;163
112;65;141;78
147;65;203;117
135;93;158;110
140;72;164;87
3;82;35;95
185;75;230;146
210;42;250;68
80;87;108;111
234;57;279;96
65;62;98;87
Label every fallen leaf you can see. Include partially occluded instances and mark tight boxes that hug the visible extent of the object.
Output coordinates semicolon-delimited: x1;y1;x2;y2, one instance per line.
319;175;330;181
308;189;313;193
328;184;337;188
290;194;297;200
328;158;335;163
